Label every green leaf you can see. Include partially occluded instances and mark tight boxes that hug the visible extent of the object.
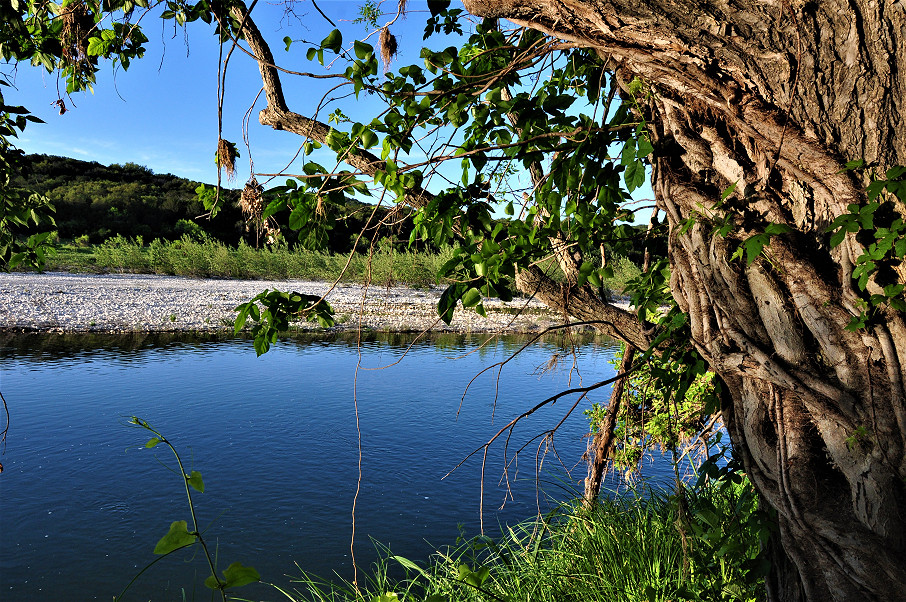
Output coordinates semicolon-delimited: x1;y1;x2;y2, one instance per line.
370;594;399;602
867;180;885;200
186;470;205;493
457;564;491;588
361;129;378;148
354;40;373;60
636;135;654;158
284;36;293;51
234;303;251;333
153;521;195;555
620;138;636;166
254;335;270;357
221;561;261;588
886;165;906;180
721;181;738;201
461;287;481;308
840;159;865;172
392;555;430;578
438;283;465;324
624;161;646;192
744;233;769;265
764;222;793;235
321;29;343;52
145;437;160;448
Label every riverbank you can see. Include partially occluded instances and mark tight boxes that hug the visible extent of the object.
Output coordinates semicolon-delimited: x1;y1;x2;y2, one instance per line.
0;272;574;334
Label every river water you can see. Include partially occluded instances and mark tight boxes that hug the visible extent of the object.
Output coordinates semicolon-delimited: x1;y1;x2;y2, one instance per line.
0;331;672;600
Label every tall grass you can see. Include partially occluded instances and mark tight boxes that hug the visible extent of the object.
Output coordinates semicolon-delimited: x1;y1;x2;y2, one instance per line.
280;479;767;602
47;235;456;288
42;235;641;294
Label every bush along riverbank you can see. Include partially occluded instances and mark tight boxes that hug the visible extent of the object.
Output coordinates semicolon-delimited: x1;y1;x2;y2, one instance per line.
287;464;771;602
35;235;642;294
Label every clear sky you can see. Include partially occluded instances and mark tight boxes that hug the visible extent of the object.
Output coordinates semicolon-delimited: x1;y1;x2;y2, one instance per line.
8;1;405;183
5;0;653;217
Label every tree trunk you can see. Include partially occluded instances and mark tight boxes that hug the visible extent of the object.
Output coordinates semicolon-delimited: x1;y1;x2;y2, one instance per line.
584;345;635;505
465;1;906;599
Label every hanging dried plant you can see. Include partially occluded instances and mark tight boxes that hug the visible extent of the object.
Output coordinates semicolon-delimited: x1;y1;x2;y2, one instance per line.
240;177;281;246
61;0;95;75
216;138;238;181
397;0;408;15
240;177;265;220
378;26;398;72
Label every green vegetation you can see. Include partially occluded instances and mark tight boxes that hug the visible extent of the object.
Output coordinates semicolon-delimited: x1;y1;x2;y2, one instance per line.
12;154;241;243
39;235;642;292
118;418;261;601
124;413;766;602
281;470;769;602
13;154;420;253
6;0;903;598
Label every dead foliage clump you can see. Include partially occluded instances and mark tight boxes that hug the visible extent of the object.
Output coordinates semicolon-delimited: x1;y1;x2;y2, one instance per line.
378;26;397;72
241;176;280;246
61;0;96;75
216;138;238;180
240;176;265;219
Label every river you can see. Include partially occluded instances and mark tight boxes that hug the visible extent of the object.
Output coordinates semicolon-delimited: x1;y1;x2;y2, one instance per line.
0;331;671;600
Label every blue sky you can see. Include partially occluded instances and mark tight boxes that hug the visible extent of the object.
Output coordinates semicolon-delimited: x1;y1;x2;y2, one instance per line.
8;1;397;183
6;0;653;217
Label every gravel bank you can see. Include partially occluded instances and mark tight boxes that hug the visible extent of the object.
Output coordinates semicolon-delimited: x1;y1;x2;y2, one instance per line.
0;272;565;334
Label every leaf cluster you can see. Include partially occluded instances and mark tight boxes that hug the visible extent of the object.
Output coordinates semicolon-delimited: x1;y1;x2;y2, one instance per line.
0;84;55;270
235;288;334;356
830;162;906;329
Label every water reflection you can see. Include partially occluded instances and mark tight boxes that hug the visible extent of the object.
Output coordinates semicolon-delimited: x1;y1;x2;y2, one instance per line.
0;331;644;601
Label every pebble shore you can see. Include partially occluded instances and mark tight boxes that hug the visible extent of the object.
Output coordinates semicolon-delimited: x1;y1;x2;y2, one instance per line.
0;272;564;334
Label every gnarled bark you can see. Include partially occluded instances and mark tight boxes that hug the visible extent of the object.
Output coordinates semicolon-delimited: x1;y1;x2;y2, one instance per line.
464;0;906;600
228;0;906;596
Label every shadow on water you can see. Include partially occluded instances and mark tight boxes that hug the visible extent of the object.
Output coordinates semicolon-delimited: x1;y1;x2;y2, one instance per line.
0;327;616;354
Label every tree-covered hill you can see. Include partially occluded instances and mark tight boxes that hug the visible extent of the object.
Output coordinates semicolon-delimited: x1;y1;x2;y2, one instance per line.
15;153;245;244
14;154;415;253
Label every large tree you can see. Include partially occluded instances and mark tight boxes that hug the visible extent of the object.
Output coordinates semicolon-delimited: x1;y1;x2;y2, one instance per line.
4;1;905;600
451;2;906;600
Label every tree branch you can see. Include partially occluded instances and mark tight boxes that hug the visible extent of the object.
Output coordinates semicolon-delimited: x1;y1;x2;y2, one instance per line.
516;265;650;348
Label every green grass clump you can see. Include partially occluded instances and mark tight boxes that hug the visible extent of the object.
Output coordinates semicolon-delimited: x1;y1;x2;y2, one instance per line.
281;477;769;602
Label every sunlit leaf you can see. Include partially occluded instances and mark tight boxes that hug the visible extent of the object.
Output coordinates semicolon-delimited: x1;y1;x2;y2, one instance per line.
321;29;342;52
461;287;481;308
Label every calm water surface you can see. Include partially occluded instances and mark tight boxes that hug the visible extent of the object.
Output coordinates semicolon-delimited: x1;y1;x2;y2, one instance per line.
0;331;668;600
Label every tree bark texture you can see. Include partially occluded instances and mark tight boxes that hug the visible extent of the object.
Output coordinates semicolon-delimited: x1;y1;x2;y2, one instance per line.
464;1;906;600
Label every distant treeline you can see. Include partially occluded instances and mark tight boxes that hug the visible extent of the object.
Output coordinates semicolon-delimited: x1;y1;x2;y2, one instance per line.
14;154;416;253
16;154;654;263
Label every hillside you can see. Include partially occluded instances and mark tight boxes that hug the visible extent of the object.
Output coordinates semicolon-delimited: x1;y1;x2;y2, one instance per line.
15;154;414;253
